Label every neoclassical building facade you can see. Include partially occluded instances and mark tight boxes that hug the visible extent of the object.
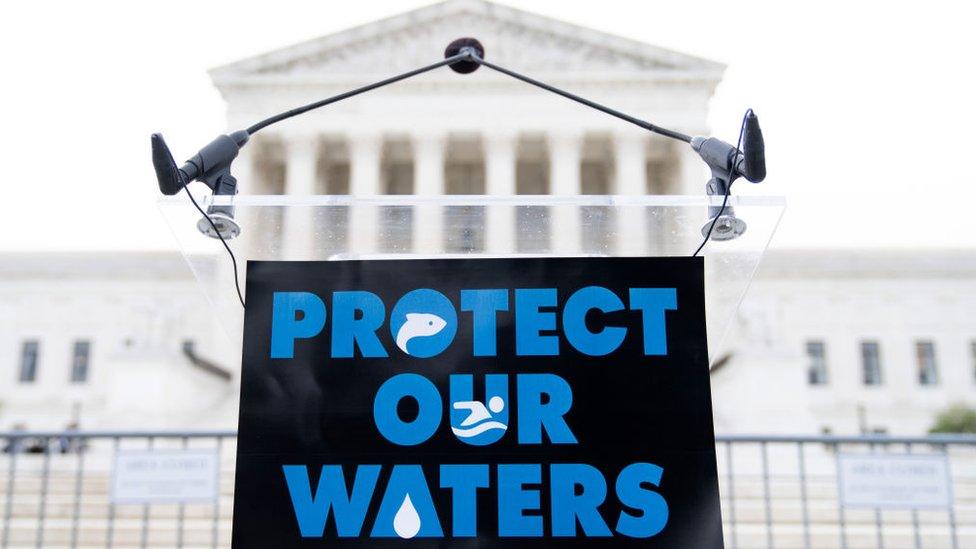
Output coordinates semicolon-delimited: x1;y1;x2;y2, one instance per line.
1;0;975;437
210;0;720;258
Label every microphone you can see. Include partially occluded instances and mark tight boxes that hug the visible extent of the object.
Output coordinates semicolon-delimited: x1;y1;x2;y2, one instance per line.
151;130;249;239
151;133;185;195
691;110;767;242
690;112;766;185
151;131;249;195
741;111;765;183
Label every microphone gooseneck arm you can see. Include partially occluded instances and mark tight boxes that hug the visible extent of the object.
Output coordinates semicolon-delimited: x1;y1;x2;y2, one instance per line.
468;53;692;143
244;47;692;143
244;52;471;135
150;36;769;309
152;43;701;197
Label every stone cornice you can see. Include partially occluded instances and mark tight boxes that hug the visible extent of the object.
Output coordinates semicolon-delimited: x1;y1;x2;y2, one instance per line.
210;0;725;90
214;70;724;91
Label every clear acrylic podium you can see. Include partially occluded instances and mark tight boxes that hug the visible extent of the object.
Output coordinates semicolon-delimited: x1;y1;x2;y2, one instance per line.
159;194;784;362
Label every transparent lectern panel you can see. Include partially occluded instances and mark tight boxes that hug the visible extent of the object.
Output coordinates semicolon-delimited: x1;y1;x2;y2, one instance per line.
159;194;784;362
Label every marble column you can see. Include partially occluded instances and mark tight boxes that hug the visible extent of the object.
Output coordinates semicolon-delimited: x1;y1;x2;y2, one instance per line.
282;134;319;259
348;133;383;255
233;145;256;193
231;143;256;253
614;131;649;255
412;132;446;254
548;131;583;255
484;131;517;255
677;141;708;197
677;144;709;253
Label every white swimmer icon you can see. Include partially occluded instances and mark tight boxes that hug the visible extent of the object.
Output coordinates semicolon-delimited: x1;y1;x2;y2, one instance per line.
395;313;447;354
451;397;507;438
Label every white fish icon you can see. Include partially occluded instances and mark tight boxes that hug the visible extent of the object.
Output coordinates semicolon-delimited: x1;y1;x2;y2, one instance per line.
395;313;447;354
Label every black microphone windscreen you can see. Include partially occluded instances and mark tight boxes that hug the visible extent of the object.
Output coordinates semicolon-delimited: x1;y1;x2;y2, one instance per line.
743;112;766;182
151;133;184;195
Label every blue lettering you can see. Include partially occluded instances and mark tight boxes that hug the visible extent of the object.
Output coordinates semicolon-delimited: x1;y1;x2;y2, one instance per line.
615;463;669;538
439;464;489;536
282;464;379;537
551;463;612;537
563;286;627;356
371;465;443;538
270;292;326;359
373;374;442;446
516;374;577;444
331;291;387;358
515;289;559;356
628;288;677;356
497;464;543;537
460;289;508;356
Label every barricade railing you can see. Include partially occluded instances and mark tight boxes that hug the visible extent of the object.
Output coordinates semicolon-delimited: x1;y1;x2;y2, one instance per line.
0;431;972;548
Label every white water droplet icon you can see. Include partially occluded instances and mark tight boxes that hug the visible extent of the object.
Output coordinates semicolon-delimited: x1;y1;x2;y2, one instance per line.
393;494;421;539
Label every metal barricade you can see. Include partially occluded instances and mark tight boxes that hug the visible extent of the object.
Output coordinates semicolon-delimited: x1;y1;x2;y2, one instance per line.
717;434;976;549
0;431;972;548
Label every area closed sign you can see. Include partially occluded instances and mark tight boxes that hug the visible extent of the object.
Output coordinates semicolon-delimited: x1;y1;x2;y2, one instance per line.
232;257;723;547
839;453;952;509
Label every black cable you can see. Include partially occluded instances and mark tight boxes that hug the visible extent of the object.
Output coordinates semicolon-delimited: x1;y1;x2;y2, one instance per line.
182;184;246;309
470;54;692;143
692;185;732;257
692;109;753;257
246;53;469;135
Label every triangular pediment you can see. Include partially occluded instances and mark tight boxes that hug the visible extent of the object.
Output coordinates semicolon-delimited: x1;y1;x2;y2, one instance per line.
211;0;724;85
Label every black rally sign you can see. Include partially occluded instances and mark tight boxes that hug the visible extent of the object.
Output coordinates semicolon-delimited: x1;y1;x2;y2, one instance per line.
232;257;723;547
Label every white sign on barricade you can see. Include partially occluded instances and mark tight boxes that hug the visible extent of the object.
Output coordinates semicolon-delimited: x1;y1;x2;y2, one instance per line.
838;453;952;509
111;448;219;504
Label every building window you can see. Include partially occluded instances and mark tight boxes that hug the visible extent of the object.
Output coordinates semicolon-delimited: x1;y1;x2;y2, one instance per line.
916;340;938;386
70;340;91;383
18;340;39;383
861;341;882;386
806;341;828;385
972;341;976;383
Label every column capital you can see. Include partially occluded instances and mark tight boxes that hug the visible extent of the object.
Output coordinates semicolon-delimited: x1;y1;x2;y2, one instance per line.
411;131;448;158
549;129;583;197
410;129;448;143
347;131;384;153
283;134;319;197
413;132;446;197
483;129;519;149
612;128;648;147
547;129;585;149
614;129;647;196
282;132;321;154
